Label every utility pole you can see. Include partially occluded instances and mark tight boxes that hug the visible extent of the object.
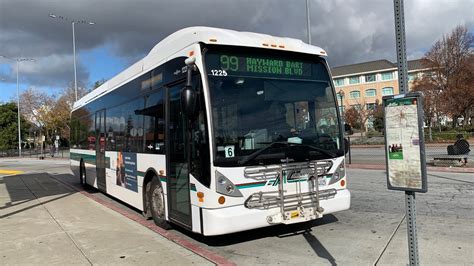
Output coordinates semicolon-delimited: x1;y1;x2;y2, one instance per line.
0;55;35;157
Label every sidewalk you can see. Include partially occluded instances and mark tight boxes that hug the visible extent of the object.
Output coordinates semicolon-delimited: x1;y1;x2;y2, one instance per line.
0;172;212;265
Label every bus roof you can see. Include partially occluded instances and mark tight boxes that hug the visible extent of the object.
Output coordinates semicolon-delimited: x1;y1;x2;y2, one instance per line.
73;26;327;111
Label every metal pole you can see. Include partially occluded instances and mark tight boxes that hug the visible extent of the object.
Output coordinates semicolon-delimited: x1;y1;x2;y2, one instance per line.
72;21;78;102
405;191;419;265
348;137;351;164
394;0;419;265
394;0;408;95
16;61;22;157
306;0;311;44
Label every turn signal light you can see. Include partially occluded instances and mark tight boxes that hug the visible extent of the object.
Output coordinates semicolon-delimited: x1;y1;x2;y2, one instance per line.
197;192;204;202
340;179;346;187
218;196;226;204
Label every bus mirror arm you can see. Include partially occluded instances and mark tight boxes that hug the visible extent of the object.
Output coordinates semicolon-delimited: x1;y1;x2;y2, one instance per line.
181;63;197;117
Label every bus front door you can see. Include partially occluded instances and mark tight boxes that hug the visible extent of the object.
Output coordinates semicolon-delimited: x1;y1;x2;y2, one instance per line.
95;109;107;191
166;84;192;228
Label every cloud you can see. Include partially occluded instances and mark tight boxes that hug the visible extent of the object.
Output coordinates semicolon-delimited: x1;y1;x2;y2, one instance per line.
0;0;473;88
1;54;88;88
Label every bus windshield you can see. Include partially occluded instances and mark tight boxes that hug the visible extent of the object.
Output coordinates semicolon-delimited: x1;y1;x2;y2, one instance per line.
205;46;343;166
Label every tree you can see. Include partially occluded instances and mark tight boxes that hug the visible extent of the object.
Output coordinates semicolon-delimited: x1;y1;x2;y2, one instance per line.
372;103;384;132
19;88;55;144
93;79;107;90
344;99;378;134
345;107;361;131
0;102;30;150
418;25;474;127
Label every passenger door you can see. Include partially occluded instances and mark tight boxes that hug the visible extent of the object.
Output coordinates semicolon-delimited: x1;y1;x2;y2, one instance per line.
166;83;192;227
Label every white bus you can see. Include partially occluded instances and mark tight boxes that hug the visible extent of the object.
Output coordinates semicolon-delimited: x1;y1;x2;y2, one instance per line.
70;27;350;236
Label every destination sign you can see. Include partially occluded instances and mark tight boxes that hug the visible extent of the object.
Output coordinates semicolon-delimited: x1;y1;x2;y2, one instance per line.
208;53;312;78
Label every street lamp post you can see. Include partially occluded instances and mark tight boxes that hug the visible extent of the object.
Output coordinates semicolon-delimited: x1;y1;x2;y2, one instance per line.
0;55;35;157
338;90;345;125
49;13;94;102
306;0;311;44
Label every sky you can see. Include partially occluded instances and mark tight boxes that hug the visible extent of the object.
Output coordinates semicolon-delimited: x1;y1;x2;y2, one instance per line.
0;0;473;103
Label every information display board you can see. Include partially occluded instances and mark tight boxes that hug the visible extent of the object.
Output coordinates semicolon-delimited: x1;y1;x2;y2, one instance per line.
383;93;427;192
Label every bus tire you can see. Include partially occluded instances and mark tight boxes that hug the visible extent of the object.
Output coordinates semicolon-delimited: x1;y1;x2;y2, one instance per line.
79;160;87;187
148;177;170;229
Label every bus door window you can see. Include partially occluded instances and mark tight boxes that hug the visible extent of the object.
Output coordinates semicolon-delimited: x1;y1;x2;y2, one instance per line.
189;75;210;188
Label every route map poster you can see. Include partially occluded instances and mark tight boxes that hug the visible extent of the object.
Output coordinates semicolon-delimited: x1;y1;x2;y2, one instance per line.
383;93;427;192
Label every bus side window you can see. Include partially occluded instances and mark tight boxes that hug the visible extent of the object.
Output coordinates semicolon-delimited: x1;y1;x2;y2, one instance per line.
143;89;165;154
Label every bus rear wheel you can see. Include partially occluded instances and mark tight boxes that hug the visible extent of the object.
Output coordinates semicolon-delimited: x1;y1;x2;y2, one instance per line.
148;177;170;229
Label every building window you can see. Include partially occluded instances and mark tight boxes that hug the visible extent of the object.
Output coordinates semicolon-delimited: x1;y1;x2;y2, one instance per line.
349;76;360;84
366;103;376;110
365;89;376;97
365;74;376;82
351;104;362;110
408;73;417;81
381;72;393;80
382;87;394;96
350;90;360;99
334;78;345;86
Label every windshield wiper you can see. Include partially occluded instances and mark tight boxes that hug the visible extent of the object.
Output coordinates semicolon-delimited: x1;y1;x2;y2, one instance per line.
300;144;337;158
237;141;338;166
238;141;288;166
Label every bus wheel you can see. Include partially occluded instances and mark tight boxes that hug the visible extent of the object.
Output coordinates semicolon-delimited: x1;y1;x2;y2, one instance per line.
79;160;86;186
148;177;170;229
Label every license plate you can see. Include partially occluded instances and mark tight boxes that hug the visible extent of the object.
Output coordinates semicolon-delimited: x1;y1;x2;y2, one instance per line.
290;211;299;219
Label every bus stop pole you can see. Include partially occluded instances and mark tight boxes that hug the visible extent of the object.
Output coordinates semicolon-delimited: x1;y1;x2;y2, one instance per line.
394;0;419;265
405;191;419;265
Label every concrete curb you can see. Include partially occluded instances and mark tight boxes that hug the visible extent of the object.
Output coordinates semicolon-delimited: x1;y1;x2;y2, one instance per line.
47;174;236;266
346;163;474;173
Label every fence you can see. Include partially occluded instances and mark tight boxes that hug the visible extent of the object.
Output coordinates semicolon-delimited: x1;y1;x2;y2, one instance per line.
0;147;70;159
346;132;473;167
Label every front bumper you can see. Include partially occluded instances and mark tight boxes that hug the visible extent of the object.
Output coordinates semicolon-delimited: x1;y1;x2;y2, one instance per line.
201;188;351;236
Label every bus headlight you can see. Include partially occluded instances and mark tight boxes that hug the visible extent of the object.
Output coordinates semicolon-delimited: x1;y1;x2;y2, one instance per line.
216;171;243;197
328;161;345;185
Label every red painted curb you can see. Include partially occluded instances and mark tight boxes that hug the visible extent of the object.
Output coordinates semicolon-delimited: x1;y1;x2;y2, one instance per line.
346;163;474;173
48;175;236;266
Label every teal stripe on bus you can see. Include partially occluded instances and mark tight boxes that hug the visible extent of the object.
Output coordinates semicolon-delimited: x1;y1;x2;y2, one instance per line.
70;152;110;168
71;152;96;165
235;181;266;189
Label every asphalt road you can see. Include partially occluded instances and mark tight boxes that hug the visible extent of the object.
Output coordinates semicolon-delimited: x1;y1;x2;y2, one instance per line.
1;159;473;265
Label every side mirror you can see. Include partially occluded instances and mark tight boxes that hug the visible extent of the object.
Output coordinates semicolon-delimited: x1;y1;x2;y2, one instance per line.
344;137;350;155
344;123;351;132
180;86;197;116
344;123;353;135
